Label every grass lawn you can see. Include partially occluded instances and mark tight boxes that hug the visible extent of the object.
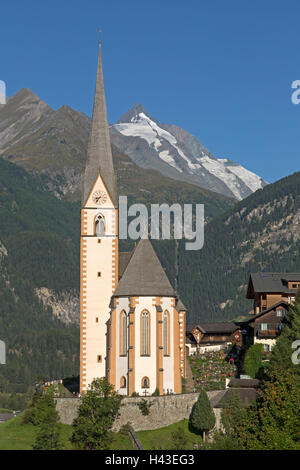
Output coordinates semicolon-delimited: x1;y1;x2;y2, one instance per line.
137;420;202;450
0;413;133;450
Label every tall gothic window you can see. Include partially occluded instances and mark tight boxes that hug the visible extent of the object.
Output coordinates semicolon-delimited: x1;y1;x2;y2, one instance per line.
95;214;105;236
120;311;127;356
163;310;169;356
141;311;150;356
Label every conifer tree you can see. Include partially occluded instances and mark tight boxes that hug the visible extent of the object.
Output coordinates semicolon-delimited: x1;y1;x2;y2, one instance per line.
190;390;216;442
32;393;63;450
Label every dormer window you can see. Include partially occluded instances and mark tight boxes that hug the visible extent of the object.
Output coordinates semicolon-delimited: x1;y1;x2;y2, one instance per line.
95;214;105;237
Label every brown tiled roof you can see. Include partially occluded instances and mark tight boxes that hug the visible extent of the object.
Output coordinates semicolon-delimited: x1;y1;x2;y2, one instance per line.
113;239;176;297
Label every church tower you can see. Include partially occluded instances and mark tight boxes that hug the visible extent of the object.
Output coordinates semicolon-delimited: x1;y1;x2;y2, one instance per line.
80;42;118;393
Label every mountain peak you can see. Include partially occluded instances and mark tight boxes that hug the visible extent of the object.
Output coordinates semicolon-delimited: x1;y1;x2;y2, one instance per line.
117;103;153;124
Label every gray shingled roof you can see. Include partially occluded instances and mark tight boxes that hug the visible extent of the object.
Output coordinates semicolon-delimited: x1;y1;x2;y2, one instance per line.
113;239;176;297
248;272;300;295
82;43;118;206
119;251;133;280
176;299;187;311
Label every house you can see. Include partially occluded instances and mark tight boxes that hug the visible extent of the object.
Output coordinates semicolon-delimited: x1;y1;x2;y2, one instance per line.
186;322;242;355
247;272;300;313
241;300;289;353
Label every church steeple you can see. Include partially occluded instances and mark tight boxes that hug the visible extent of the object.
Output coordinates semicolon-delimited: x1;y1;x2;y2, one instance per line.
82;41;117;206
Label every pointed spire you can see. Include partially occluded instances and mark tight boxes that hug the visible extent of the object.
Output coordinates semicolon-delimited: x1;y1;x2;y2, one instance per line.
114;239;176;297
82;42;117;206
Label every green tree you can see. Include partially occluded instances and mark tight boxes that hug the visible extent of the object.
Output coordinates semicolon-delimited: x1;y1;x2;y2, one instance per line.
71;378;122;450
267;291;300;376
190;391;216;442
243;343;263;378
32;393;63;450
235;370;300;450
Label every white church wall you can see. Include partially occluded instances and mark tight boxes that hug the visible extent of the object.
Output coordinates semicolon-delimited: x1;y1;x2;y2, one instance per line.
81;175;118;391
115;297;130;396
134;297;157;395
161;297;174;393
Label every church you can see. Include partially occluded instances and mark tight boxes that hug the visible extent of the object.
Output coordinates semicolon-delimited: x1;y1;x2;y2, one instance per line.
80;42;187;396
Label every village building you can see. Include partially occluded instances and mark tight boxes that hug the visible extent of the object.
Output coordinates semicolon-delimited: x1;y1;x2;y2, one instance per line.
247;272;300;313
186;322;242;355
241;300;289;353
80;43;186;395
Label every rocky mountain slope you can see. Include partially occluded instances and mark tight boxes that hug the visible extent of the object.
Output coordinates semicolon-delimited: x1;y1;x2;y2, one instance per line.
0;89;266;201
111;103;267;200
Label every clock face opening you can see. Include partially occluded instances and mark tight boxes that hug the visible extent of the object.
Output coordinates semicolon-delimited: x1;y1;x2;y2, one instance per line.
92;190;107;205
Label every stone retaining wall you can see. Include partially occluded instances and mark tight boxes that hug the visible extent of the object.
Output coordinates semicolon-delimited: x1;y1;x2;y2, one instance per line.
55;390;222;432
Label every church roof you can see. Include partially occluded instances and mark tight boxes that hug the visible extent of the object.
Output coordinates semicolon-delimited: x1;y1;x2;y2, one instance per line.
82;42;118;206
114;239;176;297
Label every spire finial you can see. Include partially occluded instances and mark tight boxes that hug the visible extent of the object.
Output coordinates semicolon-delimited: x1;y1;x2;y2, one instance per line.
98;29;102;44
82;40;118;207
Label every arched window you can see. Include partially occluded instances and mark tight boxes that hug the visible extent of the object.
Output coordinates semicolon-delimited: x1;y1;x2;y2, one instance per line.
120;376;126;388
95;214;105;236
141;376;150;388
163;310;169;356
141;311;150;356
120;311;127;356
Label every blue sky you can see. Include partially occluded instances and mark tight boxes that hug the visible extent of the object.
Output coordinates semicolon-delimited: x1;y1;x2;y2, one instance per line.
1;0;299;183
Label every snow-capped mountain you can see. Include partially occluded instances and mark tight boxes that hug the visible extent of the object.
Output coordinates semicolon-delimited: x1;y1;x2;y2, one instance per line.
110;104;267;200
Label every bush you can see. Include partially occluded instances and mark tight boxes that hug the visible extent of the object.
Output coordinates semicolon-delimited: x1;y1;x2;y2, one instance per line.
244;344;263;378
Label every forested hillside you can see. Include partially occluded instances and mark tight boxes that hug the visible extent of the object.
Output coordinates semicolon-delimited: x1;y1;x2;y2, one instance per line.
0;158;80;396
175;171;300;323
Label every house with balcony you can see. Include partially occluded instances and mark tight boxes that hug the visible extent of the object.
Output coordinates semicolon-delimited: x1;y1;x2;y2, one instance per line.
186;322;242;355
247;272;300;314
242;300;289;353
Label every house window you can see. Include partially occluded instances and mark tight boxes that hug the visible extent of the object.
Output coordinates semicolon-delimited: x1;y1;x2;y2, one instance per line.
95;214;105;237
259;323;270;331
120;376;126;388
97;272;101;278
263;344;270;352
141;376;150;388
276;310;284;317
96;317;99;323
120;311;127;356
163;311;169;356
141;311;150;356
97;355;102;363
